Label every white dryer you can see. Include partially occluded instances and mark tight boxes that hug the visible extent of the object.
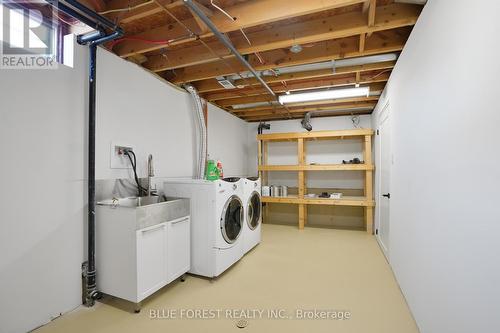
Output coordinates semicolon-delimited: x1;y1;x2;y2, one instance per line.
242;177;262;254
164;177;244;278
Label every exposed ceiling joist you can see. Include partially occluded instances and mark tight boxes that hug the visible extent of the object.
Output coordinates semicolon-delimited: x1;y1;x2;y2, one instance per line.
359;33;366;52
123;3;419;65
111;0;368;55
104;0;183;24
205;80;388;102
244;109;373;122
232;96;380;113
169;28;409;83
103;0;425;121
194;60;396;93
187;1;214;34
213;72;390;105
79;0;106;11
239;101;377;118
367;0;377;37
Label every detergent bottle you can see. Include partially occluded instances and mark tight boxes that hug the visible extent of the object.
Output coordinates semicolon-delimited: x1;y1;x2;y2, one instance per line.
205;160;219;181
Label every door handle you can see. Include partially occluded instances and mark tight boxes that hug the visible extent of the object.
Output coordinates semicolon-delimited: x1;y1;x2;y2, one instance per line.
382;193;391;199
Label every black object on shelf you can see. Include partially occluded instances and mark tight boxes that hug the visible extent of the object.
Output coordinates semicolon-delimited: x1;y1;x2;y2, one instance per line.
319;192;330;198
342;158;363;164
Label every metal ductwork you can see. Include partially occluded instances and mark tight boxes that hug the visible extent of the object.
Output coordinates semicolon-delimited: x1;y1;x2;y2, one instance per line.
223;53;399;82
301;113;313;131
300;107;374;128
183;0;277;100
258;122;271;135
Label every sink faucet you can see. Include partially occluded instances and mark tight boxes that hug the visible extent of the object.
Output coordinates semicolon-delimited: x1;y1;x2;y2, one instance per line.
147;154;155;196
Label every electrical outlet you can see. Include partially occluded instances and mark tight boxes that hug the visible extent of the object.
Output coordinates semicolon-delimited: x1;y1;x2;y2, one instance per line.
110;142;134;169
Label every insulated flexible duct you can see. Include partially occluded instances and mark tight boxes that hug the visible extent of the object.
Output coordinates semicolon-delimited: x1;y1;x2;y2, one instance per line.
185;85;207;179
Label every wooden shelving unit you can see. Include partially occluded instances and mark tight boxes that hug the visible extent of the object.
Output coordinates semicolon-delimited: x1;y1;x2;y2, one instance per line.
257;129;375;233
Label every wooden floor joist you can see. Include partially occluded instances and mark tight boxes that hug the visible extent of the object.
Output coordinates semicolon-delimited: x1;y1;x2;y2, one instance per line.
167;28;410;82
102;0;425;121
137;3;419;68
238;101;377;118
245;108;374;122
202;75;389;102
231;96;380;113
193;60;396;94
111;0;369;56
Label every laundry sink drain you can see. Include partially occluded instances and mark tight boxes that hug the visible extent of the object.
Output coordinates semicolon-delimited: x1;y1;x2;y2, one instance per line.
236;319;248;328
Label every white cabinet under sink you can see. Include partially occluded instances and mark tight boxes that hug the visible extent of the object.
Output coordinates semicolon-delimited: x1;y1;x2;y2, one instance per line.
96;201;190;308
166;217;190;282
136;222;168;300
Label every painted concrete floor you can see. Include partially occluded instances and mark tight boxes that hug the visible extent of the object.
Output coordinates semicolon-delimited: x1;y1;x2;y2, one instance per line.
36;224;418;333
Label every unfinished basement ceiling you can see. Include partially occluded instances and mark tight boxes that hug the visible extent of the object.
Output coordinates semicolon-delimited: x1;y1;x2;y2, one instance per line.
98;0;424;121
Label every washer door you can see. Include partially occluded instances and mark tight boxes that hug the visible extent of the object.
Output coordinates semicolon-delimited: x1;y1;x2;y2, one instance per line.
247;191;261;230
220;195;243;244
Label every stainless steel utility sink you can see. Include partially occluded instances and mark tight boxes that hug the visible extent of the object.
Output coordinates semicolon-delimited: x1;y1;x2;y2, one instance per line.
97;195;190;230
136;195;169;206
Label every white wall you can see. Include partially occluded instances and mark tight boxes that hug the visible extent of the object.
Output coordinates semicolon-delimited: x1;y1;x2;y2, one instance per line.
0;44;87;333
207;102;248;177
247;115;372;188
0;43;247;333
371;1;500;332
96;49;247;181
95;49;197;180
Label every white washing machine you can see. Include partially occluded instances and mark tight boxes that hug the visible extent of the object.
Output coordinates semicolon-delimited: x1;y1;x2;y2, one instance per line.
164;177;244;278
242;177;262;254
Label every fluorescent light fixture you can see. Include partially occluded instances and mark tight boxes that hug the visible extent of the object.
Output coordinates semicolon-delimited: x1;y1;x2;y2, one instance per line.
278;87;370;104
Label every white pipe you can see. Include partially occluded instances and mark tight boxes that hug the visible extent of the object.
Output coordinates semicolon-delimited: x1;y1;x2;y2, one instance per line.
225;53;399;81
185;85;207;179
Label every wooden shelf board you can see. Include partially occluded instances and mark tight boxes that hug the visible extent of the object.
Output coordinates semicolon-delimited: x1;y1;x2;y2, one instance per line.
259;164;374;171
258;128;375;232
257;129;374;141
262;195;375;207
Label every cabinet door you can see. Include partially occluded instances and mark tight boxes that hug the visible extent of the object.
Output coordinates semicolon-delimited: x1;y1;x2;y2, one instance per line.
166;217;190;283
136;223;167;301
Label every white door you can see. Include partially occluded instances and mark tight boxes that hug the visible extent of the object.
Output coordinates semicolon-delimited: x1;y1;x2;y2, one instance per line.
136;223;167;301
166;217;191;283
377;106;391;256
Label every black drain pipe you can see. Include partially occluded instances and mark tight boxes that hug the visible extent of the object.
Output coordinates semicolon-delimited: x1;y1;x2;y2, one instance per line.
48;0;123;307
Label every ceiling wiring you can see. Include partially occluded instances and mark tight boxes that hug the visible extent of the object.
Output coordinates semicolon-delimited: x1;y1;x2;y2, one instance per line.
54;10;86;27
210;0;234;20
207;1;290;118
98;0;155;15
108;36;171;48
366;69;392;80
151;0;269;105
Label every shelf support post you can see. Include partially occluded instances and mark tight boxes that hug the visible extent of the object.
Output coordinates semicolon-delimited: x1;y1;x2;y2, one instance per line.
298;138;306;229
363;135;374;234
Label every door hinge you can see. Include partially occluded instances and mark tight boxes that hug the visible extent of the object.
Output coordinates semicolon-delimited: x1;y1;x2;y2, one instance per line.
376;129;379;135
375;229;379;235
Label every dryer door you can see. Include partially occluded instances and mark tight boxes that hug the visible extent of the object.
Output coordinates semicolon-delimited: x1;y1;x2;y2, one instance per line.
220;195;243;244
247;191;261;230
